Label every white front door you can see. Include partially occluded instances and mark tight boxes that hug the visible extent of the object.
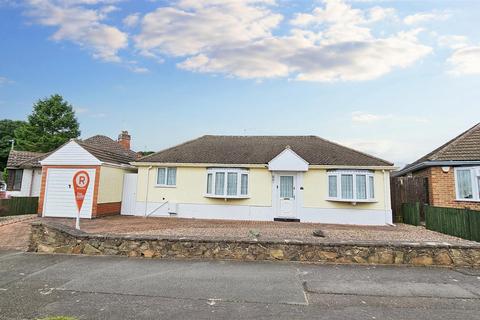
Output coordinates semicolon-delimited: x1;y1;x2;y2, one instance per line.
121;173;138;215
277;174;297;217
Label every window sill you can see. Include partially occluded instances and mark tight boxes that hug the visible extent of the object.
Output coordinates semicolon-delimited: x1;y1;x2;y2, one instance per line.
327;198;377;205
154;185;176;188
204;194;250;200
455;199;480;203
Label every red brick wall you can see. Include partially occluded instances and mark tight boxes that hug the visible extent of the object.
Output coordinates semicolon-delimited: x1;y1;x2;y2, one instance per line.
95;202;121;218
412;166;480;210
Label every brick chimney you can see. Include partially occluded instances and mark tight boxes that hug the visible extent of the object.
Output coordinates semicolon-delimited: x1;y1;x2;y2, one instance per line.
118;130;131;150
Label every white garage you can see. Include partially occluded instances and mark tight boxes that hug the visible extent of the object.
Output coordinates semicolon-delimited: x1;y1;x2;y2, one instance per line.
38;133;137;219
43;168;96;218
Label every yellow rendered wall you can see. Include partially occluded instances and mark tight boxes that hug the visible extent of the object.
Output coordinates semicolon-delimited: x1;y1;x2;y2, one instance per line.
136;166;272;206
302;169;387;210
98;166;131;204
136;166;389;210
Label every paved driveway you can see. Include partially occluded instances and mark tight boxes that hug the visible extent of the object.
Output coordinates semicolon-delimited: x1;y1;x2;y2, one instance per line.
1;252;480;320
0;216;36;251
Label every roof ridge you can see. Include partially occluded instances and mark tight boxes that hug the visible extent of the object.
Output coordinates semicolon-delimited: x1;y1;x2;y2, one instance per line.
138;135;210;162
78;141;134;160
81;135;137;157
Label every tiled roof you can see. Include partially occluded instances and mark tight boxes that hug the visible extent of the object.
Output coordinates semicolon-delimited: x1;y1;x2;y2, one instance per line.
6;150;46;168
77;139;137;165
83;135;138;160
8;135;137;168
398;123;480;174
138;135;393;166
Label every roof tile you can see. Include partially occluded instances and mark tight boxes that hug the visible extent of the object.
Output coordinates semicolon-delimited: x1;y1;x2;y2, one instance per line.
138;135;392;166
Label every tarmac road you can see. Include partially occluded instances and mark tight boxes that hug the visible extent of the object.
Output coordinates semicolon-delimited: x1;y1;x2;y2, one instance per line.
1;251;480;319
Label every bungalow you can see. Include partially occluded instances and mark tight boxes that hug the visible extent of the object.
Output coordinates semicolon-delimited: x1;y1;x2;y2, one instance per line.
394;123;480;211
6;150;46;197
127;135;395;225
37;131;138;218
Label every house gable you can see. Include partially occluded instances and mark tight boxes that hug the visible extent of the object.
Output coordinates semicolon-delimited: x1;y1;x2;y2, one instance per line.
40;140;101;166
268;147;309;171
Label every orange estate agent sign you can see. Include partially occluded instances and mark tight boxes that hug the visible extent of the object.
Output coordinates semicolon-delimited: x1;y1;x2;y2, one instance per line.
73;170;90;213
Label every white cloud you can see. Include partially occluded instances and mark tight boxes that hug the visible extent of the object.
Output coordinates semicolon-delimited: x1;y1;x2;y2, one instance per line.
404;11;450;25
437;35;469;50
135;1;282;57
367;6;396;22
351;111;429;124
0;76;13;86
25;0;128;62
137;0;431;82
74;107;89;114
351;111;392;123
91;112;107;118
447;46;480;76
129;66;149;73
123;12;140;28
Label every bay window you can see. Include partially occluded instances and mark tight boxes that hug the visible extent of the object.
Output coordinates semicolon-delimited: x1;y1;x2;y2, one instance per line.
327;170;375;202
206;168;249;198
455;167;480;201
156;167;177;186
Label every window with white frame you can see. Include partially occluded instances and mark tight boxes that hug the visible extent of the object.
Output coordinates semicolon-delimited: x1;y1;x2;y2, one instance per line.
327;170;375;202
206;168;249;198
156;167;177;186
455;167;480;201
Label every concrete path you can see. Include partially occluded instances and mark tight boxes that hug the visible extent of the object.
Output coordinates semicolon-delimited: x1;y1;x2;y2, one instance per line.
1;251;480;319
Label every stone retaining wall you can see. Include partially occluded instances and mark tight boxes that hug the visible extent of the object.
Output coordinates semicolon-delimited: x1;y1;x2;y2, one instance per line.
29;221;480;267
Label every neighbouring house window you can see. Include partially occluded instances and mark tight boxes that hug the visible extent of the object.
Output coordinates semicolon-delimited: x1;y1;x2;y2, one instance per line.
7;169;23;191
328;170;375;201
206;168;249;198
156;167;177;186
455;167;480;201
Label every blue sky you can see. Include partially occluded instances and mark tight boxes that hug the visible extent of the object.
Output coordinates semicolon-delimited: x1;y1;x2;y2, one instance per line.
1;0;480;167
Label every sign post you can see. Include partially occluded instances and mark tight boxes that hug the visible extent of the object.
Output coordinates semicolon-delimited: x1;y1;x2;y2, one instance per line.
73;170;90;230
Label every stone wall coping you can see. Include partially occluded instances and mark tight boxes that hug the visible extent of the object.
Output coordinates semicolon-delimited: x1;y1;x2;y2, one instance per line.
31;221;480;250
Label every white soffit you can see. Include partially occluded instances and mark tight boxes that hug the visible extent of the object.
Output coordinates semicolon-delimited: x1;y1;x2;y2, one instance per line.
268;147;309;171
40;140;101;166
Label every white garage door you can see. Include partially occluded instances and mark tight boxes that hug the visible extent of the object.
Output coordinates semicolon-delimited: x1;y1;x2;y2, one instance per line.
43;168;96;218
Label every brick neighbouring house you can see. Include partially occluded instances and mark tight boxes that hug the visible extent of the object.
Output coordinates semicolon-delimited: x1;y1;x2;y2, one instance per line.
393;123;480;211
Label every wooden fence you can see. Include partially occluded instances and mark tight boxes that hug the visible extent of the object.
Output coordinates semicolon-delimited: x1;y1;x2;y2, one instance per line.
390;176;429;222
401;202;420;226
0;197;39;217
425;205;480;242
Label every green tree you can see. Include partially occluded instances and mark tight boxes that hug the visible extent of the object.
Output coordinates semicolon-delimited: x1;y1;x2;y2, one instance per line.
0;119;26;172
15;94;81;152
